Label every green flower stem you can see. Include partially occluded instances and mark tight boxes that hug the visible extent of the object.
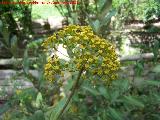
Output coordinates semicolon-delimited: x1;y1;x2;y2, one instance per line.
57;67;84;120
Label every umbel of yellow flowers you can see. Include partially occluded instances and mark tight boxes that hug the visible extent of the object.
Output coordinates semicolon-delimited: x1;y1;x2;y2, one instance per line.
42;25;120;83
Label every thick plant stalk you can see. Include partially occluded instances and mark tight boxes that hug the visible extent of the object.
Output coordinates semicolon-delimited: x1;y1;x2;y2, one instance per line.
56;67;84;120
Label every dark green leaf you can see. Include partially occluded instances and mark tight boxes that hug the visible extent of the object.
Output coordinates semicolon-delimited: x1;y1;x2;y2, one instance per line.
145;80;160;86
108;107;123;120
31;110;45;120
92;20;100;33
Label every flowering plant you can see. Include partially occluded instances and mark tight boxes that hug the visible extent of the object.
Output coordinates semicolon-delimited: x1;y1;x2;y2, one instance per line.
42;25;120;119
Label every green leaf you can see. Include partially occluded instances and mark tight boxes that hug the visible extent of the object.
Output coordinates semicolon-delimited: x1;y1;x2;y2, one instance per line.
97;0;106;12
64;79;74;91
113;79;129;92
135;62;144;76
31;110;45;120
71;13;79;24
110;90;120;103
98;0;112;19
82;85;100;96
108;108;123;120
98;86;107;98
35;92;43;108
145;80;160;86
90;20;100;34
154;94;160;102
48;97;69;120
101;10;116;26
151;114;160;120
123;96;144;108
0;102;11;115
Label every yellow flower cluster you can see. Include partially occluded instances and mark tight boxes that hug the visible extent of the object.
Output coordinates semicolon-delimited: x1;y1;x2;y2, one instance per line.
42;25;120;83
44;56;62;81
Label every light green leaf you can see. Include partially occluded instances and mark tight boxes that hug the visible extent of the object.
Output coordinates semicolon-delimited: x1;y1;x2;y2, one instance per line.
36;92;43;108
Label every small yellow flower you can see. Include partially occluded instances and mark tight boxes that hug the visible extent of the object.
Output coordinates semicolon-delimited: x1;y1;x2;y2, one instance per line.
76;63;81;69
91;44;95;48
74;37;80;41
97;70;102;75
98;50;103;54
86;52;90;55
78;59;83;63
91;39;95;43
85;64;89;68
104;70;109;74
95;41;100;45
111;74;117;79
79;45;84;49
100;45;105;48
88;58;93;62
54;66;60;70
93;56;98;60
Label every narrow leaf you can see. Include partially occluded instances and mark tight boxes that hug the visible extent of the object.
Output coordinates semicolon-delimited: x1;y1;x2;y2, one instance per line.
124;96;144;108
108;108;123;120
82;86;100;96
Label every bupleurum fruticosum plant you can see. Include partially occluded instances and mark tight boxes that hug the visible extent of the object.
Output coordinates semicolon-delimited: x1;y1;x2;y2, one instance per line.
42;25;120;119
